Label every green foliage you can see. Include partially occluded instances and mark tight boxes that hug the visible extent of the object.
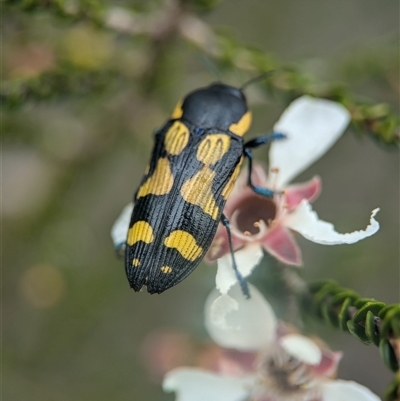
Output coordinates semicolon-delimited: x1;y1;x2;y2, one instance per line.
384;372;400;401
5;0;106;24
2;0;399;146
202;33;399;147
183;0;223;11
1;63;118;108
302;280;400;400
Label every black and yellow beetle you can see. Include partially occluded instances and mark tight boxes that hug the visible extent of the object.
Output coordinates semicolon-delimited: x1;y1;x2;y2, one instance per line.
124;82;285;296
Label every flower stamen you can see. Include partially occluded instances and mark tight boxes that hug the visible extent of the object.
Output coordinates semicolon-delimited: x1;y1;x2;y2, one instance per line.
269;167;280;191
253;346;321;401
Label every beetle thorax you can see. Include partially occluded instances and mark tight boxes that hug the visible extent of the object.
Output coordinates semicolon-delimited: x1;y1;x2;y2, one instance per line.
181;84;251;136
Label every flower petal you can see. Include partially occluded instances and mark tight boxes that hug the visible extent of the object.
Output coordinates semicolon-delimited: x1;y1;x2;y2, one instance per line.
285;200;380;245
205;283;277;351
206;225;245;263
110;202;133;249
223;164;270;218
311;349;342;378
270;96;351;187
219;349;259;375
285;176;321;211
163;368;254;401
279;334;322;366
208;293;240;332
216;244;264;294
262;225;302;266
321;380;381;401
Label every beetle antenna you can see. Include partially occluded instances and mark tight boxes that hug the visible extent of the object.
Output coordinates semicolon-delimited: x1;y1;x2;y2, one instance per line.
197;55;223;82
241;71;275;90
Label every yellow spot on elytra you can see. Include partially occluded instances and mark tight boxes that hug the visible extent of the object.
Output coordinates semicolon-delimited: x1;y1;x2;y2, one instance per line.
164;121;190;155
171;100;183;119
160;266;173;274
144;164;150;175
137;158;174;198
164;230;203;262
132;258;141;267
229;111;252;136
181;166;219;220
196;134;231;166
127;221;154;246
221;157;243;200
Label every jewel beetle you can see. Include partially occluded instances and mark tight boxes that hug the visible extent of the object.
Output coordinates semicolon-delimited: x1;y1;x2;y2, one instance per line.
123;82;285;297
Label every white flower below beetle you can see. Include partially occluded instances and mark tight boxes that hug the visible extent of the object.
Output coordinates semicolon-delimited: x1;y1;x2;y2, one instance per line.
111;202;134;251
163;284;381;401
206;96;379;295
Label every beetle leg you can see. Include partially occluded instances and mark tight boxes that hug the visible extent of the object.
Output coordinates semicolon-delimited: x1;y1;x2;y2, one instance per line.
221;213;250;299
244;132;286;198
244;132;286;149
244;148;277;197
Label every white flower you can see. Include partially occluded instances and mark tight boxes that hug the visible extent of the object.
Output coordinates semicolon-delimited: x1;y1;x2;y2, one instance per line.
208;96;380;295
111;202;133;251
163;284;381;401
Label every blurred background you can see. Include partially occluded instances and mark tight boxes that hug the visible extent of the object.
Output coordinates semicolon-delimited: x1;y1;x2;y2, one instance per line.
2;0;399;399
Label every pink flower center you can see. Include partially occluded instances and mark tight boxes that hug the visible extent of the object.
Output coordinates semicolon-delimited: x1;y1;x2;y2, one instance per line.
253;347;321;401
234;196;277;235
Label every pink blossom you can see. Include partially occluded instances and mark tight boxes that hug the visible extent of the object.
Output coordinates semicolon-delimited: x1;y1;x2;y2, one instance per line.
206;164;321;267
205;97;380;295
164;284;381;401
